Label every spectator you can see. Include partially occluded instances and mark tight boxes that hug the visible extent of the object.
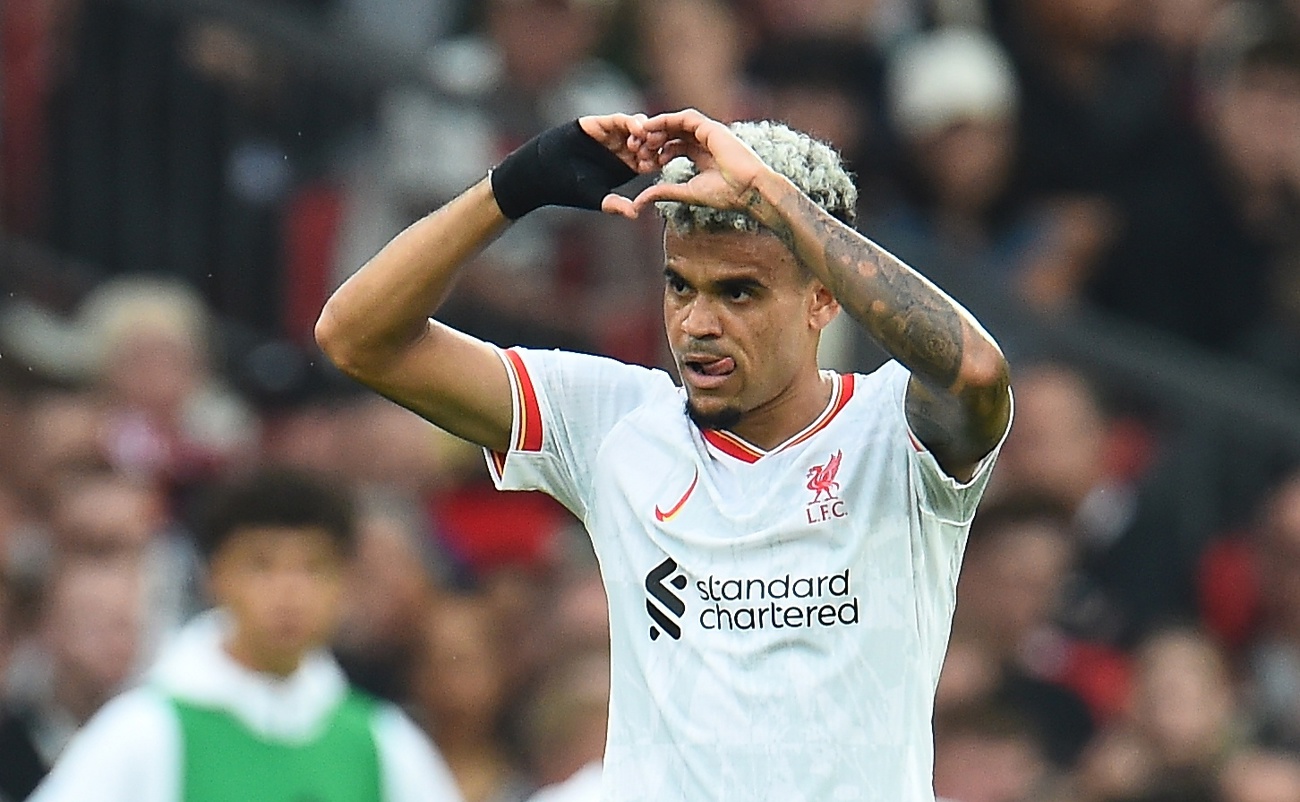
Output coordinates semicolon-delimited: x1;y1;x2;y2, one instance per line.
333;0;659;363
0;560;146;800
747;34;885;201
635;0;758;121
9;392;106;522
932;701;1054;802
990;0;1264;349
411;595;531;802
335;491;448;701
27;468;462;802
520;649;609;791
1242;470;1300;750
3;277;258;501
989;363;1190;646
1219;749;1300;802
46;471;198;656
1205;28;1300;386
950;494;1101;765
1077;627;1242;802
867;27;1112;367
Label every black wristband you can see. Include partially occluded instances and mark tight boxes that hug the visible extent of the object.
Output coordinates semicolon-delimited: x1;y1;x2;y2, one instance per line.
489;120;636;220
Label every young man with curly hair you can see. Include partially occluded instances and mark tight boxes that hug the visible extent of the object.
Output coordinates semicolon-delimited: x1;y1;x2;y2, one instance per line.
317;109;1012;801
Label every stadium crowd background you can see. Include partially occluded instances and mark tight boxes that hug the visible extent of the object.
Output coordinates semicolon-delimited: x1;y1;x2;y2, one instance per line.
6;0;1300;800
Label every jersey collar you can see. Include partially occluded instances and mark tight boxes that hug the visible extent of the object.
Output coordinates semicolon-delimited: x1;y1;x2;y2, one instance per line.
701;372;855;464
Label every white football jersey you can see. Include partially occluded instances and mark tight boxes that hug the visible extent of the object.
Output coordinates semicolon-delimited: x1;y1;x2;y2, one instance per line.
485;347;1006;802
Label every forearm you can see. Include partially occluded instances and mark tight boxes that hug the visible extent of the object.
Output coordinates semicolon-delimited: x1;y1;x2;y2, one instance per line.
750;174;999;384
750;172;1010;468
316;178;508;373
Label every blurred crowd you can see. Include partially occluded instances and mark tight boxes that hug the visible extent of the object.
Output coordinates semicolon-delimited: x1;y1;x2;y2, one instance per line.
6;0;1300;801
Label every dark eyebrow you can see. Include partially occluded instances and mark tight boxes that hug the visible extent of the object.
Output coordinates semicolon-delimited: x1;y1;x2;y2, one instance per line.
664;267;690;286
716;277;765;296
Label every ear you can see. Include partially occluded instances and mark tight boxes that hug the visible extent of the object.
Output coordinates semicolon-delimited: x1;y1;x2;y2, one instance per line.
807;282;840;332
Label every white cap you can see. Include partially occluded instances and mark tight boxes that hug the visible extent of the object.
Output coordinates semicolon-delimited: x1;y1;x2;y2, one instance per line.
888;27;1018;139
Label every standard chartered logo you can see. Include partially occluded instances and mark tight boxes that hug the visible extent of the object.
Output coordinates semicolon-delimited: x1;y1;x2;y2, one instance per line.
644;558;860;641
645;557;688;641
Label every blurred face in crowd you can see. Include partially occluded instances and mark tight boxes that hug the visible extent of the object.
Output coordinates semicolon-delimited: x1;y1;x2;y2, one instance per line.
638;0;744;119
935;634;1001;713
489;0;607;91
933;717;1047;802
102;327;204;420
663;228;838;434
413;597;507;737
1146;0;1225;56
1132;629;1234;770
1020;0;1134;47
956;518;1073;654
750;0;877;36
210;526;348;676
994;366;1108;509
50;474;165;556
524;650;611;785
1211;63;1300;194
767;87;866;170
338;398;445;496
913;119;1016;219
19;394;106;508
44;561;145;719
1219;751;1300;802
337;508;434;652
1259;475;1300;637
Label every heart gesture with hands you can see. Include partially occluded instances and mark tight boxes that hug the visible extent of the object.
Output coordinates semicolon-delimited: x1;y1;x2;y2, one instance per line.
585;109;788;228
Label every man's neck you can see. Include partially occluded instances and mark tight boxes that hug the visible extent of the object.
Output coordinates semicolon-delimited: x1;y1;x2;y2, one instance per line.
729;370;833;451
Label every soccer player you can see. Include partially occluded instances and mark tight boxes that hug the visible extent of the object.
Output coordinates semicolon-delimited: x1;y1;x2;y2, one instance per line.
29;468;462;802
316;109;1013;801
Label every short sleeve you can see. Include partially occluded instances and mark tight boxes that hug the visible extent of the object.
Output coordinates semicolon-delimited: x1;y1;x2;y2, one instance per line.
882;362;1011;526
28;689;178;802
483;347;674;519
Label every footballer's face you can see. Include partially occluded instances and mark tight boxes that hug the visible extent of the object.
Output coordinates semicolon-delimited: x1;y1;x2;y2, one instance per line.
209;526;347;676
663;227;838;435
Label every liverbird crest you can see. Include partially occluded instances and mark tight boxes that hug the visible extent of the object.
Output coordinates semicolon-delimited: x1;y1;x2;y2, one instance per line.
806;450;843;503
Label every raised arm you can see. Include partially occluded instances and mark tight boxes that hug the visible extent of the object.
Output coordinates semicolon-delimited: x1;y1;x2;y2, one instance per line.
623;110;1011;479
315;114;644;451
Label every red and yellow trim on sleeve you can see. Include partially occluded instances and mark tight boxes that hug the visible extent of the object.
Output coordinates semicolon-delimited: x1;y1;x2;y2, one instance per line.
489;349;545;480
503;349;543;453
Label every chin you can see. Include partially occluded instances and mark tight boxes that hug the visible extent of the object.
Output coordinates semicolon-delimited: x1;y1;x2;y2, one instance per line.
686;398;742;431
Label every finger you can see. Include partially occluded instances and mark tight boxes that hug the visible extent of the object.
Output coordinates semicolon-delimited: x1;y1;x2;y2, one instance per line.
640;108;711;135
629;182;698;213
601;193;639;219
657;138;703;165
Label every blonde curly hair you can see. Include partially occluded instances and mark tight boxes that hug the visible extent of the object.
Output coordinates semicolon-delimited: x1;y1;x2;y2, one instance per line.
655;120;858;234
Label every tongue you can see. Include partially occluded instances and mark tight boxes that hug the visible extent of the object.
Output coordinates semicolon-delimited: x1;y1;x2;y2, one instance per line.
699;357;735;376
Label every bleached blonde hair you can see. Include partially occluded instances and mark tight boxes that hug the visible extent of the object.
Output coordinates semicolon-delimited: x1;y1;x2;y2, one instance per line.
655;120;858;234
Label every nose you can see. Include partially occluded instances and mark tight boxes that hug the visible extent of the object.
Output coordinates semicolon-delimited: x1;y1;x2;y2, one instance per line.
680;297;722;339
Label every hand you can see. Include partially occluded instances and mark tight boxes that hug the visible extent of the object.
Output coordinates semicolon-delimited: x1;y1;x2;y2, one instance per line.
578;112;650;170
599;109;780;223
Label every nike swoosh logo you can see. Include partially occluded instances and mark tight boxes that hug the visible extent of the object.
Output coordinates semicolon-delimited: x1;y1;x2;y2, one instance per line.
654;470;699;522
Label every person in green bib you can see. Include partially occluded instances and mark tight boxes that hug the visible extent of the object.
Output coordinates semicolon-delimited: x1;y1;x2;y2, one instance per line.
29;468;464;802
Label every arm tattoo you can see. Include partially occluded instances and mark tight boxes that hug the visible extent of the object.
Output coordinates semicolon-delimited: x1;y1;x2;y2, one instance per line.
765;188;1009;473
769;193;964;388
